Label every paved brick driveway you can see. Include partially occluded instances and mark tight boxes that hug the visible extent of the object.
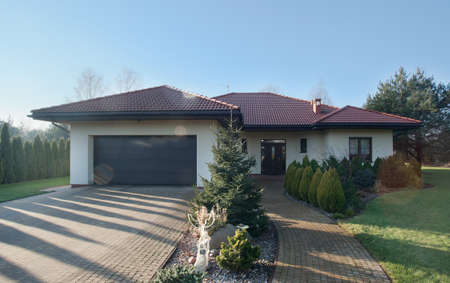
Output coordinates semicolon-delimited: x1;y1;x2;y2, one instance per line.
258;177;390;283
0;185;193;283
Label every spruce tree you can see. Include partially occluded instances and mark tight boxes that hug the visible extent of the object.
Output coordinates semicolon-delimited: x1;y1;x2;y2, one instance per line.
12;137;25;182
24;141;35;180
190;119;268;236
0;123;15;183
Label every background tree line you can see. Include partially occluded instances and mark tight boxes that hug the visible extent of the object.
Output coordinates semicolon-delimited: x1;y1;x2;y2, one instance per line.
365;67;450;164
0;123;69;184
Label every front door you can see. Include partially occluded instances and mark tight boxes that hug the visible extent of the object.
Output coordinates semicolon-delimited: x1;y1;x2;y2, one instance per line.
261;140;286;175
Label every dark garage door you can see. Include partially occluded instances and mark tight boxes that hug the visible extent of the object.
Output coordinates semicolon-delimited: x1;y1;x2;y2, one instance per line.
94;136;196;185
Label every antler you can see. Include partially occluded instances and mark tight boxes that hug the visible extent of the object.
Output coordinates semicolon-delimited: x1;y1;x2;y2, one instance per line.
204;209;216;229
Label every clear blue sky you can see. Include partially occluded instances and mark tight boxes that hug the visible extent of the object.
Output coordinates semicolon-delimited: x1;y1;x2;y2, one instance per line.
1;0;449;129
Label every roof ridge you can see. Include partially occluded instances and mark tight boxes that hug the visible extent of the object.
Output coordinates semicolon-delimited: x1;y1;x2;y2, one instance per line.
313;106;347;123
164;85;239;109
32;85;166;112
214;92;338;109
345;105;422;123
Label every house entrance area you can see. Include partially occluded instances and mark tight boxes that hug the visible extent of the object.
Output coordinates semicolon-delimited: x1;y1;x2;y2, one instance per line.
261;139;286;175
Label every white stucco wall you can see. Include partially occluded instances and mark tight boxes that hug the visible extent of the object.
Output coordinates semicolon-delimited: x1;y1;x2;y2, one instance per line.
243;128;393;174
323;129;393;161
70;120;218;186
242;131;325;174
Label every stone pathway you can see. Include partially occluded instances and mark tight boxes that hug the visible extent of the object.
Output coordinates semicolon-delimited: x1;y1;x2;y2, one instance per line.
258;177;390;283
0;185;192;282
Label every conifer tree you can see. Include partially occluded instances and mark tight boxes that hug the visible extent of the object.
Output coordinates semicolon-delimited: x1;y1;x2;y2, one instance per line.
0;123;15;183
65;139;70;176
299;166;313;201
33;135;45;179
44;140;51;178
51;141;59;177
24;141;35;180
190;119;268;236
12;137;25;182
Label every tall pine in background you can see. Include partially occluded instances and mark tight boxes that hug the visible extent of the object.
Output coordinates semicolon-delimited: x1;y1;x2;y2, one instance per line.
190;119;268;236
0;124;15;183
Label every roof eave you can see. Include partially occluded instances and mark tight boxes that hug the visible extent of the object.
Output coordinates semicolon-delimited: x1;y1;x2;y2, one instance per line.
29;110;241;122
314;122;423;129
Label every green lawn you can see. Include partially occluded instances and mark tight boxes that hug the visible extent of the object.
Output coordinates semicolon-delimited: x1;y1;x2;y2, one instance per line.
340;167;450;283
0;177;70;202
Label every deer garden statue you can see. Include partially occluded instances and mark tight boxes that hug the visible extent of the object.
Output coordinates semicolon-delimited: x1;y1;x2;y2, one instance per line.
187;206;216;273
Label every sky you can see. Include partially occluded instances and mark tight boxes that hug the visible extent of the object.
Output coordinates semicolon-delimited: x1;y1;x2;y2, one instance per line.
1;0;449;129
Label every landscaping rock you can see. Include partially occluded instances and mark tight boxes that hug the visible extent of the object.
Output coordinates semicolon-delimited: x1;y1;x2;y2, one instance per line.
210;224;237;249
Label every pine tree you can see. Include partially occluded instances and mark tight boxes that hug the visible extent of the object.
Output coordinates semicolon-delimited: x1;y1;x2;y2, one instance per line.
308;168;323;205
0;123;15;183
12;137;25;182
24;141;35;180
190;120;268;236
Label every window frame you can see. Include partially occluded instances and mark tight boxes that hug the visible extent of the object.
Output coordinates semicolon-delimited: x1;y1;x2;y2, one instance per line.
241;138;248;153
300;138;307;153
349;137;372;162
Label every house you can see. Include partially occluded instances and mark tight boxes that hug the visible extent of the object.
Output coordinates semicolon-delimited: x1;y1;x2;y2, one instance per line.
30;85;421;186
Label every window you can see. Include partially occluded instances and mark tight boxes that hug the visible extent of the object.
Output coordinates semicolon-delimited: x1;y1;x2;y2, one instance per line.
241;138;247;153
300;138;307;153
349;137;372;161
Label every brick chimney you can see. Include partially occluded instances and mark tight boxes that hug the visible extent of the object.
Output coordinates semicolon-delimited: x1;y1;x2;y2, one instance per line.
312;98;322;114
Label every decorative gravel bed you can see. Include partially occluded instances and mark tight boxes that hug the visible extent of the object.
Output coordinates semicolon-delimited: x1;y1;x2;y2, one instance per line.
165;222;278;283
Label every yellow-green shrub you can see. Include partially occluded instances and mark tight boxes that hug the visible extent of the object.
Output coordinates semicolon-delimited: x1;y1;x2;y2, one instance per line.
308;168;322;205
317;168;345;213
289;167;303;198
378;154;423;188
284;161;297;189
298;166;313;201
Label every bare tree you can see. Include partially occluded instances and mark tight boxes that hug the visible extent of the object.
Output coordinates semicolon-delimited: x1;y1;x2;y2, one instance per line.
309;81;332;105
260;84;281;93
115;68;139;93
74;69;106;101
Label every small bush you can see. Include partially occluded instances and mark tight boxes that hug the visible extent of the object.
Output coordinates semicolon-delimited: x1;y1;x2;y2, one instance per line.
378;154;422;188
373;157;383;175
317;168;345;213
344;207;355;217
152;265;205;283
301;155;310;168
333;212;346;219
310;159;319;172
216;229;261;272
353;169;376;190
298;166;313;201
308;168;323;205
342;179;363;212
290;167;304;198
321;156;339;171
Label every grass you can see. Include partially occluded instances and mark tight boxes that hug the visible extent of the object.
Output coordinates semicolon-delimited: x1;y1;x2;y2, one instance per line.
0;177;70;202
340;167;450;283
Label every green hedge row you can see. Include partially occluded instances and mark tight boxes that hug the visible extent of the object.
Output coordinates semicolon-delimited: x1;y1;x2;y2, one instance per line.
284;156;345;213
0;123;69;184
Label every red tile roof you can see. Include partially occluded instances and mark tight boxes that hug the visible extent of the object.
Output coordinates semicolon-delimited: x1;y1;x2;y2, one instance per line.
32;85;238;113
214;92;337;127
31;85;421;128
315;106;422;125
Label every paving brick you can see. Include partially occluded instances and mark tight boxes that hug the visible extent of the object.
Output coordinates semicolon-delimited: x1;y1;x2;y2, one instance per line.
0;185;192;282
258;177;390;283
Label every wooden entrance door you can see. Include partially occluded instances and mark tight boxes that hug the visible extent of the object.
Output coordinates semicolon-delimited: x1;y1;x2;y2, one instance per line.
261;140;286;175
